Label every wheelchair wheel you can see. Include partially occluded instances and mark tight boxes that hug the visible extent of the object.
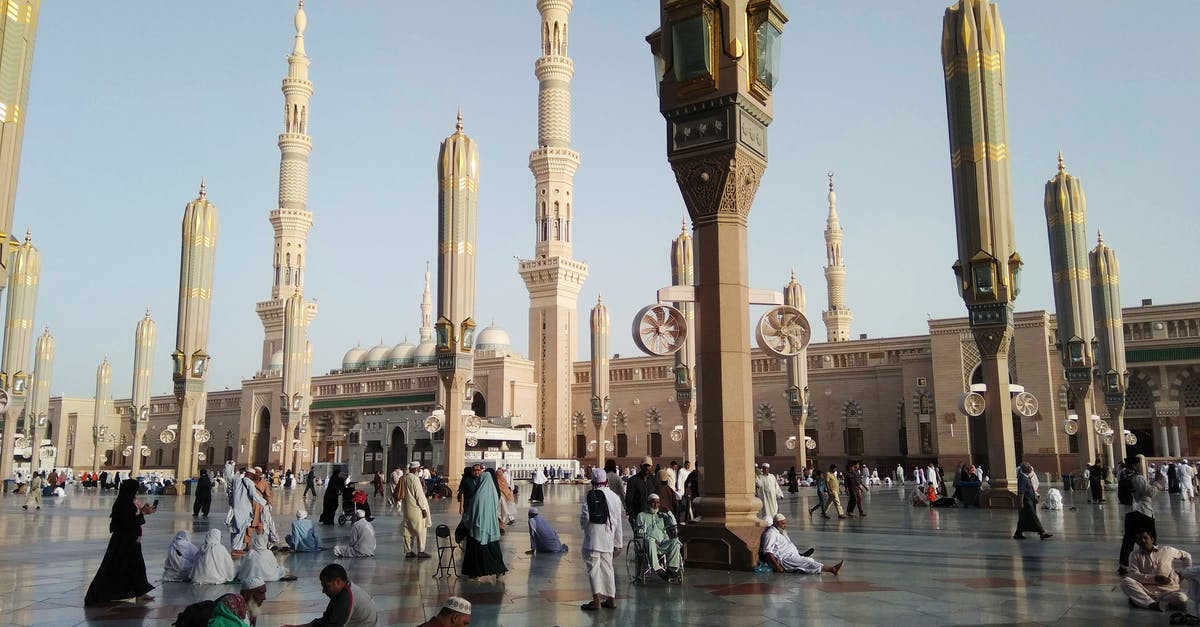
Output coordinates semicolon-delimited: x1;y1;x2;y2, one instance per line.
337;513;348;526
625;539;645;584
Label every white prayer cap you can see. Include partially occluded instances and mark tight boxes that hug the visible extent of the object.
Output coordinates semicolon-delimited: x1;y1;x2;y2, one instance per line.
242;577;266;591
773;514;787;522
648;493;661;502
355;509;366;519
761;463;770;469
253;466;263;473
443;596;472;615
296;510;308;519
642;456;654;467
528;507;540;517
591;468;607;484
409;461;420;469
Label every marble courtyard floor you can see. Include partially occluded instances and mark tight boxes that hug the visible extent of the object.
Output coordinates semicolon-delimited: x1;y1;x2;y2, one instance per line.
0;480;1194;626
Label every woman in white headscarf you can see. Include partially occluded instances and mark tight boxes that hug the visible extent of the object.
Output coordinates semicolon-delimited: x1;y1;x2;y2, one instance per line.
191;529;237;585
531;467;548;504
162;530;200;582
236;531;287;582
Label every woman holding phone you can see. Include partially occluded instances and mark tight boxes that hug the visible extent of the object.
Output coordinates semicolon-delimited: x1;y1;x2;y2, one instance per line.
84;479;157;605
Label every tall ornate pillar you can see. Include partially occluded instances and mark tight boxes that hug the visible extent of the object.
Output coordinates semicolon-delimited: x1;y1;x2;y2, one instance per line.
589;295;610;468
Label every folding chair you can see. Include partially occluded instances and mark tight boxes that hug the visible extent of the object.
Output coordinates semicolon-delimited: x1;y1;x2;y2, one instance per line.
433;524;460;579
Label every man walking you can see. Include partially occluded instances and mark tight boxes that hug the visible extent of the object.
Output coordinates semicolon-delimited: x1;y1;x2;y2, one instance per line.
580;468;623;612
303;468;317;499
824;464;847;519
755;463;783;523
399;461;431;559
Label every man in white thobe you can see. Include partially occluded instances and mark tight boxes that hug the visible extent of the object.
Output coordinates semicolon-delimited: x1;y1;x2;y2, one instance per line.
1180;461;1196;502
1120;530;1191;611
230;468;268;555
400;461;431;558
755;463;783;524
333;510;377;558
761;514;842;575
895;464;905;485
580;468;623;612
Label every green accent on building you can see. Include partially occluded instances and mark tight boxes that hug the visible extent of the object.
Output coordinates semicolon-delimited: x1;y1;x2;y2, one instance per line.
309;393;435;410
1126;347;1200;363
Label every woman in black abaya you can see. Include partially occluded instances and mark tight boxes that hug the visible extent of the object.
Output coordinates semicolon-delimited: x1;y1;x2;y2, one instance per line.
84;479;156;605
319;468;345;525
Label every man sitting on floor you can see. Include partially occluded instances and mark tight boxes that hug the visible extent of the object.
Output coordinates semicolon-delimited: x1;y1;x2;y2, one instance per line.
635;493;682;581
526;507;568;554
332;510;376;558
1120;530;1191;612
761;514;842;575
286;510;321;552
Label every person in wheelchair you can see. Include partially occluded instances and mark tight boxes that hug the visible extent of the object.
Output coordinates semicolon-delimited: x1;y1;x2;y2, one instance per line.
635;494;682;582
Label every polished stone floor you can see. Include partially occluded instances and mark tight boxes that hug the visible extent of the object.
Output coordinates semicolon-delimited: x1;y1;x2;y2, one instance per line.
1;479;1196;626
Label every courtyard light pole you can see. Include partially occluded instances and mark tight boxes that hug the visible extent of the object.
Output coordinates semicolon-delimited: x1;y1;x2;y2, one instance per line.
648;0;787;570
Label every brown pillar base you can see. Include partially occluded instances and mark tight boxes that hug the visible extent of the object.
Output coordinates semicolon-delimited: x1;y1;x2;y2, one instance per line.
679;522;763;571
980;488;1018;509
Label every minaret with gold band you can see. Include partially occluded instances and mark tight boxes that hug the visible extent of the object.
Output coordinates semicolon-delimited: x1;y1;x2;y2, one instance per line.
942;0;1023;499
1044;154;1100;470
129;310;156;478
0;232;39;479
670;221;697;463
0;0;41;298
519;0;588;459
27;325;52;470
91;357;111;475
256;1;316;372
784;272;810;471
436;113;478;492
173;182;218;480
280;292;311;471
589;294;609;468
1091;232;1128;461
822;174;852;342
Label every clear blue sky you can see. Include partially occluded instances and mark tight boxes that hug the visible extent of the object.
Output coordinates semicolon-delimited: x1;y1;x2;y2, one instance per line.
15;1;1199;398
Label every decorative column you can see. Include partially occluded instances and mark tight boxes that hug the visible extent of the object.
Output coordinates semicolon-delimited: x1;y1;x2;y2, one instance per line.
589;294;610;468
1170;425;1182;458
27;325;52;470
1157;420;1169;457
129;310;156;478
0;0;41;299
435;113;478;493
280;292;311;471
91;358;111;475
784;272;810;471
942;0;1022;502
670;222;697;463
0;232;38;479
1091;231;1128;461
648;0;788;569
1044;154;1100;471
173;182;218;481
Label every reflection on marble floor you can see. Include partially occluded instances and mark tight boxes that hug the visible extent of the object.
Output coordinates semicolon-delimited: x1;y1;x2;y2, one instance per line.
0;480;1195;626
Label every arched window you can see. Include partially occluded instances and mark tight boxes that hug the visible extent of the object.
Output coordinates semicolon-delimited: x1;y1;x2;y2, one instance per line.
155;448;163;466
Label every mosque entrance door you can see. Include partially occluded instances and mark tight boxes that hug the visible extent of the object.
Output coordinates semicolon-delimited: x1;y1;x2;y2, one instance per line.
389;426;408;471
255;407;271;467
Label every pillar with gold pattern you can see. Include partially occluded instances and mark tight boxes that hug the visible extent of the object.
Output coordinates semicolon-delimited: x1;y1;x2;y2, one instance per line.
589;294;610;468
671;222;697;463
942;0;1022;503
92;358;111;475
173;182;218;481
27;325;52;470
0;0;41;299
129;311;156;478
0;231;39;479
436;113;478;492
648;0;788;569
784;272;809;472
1091;232;1128;462
1044;154;1100;473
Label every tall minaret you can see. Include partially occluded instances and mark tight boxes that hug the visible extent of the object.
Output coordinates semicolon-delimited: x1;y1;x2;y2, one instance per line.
518;0;588;459
1091;231;1128;461
0;231;39;479
822;173;852;342
256;1;316;370
0;0;41;298
436;113;479;492
420;261;433;342
129;310;156;477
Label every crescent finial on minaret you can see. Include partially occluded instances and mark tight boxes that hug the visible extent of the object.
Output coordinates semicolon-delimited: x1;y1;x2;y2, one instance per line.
199;178;207;199
790;267;796;281
1057;150;1065;174
456;108;463;133
827;171;834;191
597;291;603;304
23;229;30;243
1097;229;1104;245
145;306;151;318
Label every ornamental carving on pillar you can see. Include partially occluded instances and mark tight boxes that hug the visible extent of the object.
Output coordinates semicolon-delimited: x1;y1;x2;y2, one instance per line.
971;325;1011;356
671;147;766;223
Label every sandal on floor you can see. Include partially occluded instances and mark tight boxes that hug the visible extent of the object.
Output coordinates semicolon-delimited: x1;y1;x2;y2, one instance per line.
580;602;599;611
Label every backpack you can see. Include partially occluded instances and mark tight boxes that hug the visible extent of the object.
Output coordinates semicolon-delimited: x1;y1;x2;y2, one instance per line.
173;599;216;627
586;488;610;525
